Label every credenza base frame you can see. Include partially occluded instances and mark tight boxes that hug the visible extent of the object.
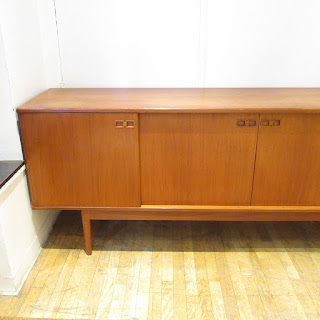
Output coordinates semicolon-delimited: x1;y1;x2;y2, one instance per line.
81;206;320;255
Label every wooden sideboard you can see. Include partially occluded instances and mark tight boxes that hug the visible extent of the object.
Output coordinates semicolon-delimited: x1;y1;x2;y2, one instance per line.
17;88;320;254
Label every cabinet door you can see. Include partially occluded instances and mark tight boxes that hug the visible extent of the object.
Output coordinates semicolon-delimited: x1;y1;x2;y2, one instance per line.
19;113;140;208
140;113;259;205
252;114;320;206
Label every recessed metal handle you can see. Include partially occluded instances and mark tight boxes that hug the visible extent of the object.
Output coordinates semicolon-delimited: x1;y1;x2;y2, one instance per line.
237;120;245;127
115;120;135;128
271;120;280;126
248;120;256;127
261;119;281;127
125;120;135;128
115;120;125;128
237;119;256;127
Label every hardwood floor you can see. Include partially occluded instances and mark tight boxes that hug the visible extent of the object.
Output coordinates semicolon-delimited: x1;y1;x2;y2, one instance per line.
1;211;320;319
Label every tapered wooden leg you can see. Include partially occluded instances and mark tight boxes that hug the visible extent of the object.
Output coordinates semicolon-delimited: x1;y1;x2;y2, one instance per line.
81;210;92;255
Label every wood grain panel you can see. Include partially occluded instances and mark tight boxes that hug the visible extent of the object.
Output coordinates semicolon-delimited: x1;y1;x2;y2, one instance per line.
19;113;140;208
17;88;320;114
20;204;320;213
140;113;259;205
252;113;320;205
87;210;320;221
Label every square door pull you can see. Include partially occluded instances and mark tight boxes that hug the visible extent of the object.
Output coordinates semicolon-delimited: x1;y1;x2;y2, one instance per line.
126;120;135;128
237;119;256;127
115;120;125;128
115;120;135;128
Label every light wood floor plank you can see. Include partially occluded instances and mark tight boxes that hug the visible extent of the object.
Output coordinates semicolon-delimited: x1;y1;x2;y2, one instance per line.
134;222;153;320
161;221;174;320
18;219;79;318
0;212;320;320
192;224;214;320
95;222;125;319
173;222;187;320
182;222;201;320
147;222;164;320
121;222;146;319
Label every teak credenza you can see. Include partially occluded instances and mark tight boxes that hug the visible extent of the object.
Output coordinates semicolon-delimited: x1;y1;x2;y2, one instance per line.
17;88;320;254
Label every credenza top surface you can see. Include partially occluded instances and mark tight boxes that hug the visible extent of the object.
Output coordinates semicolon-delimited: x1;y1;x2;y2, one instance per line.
17;88;320;113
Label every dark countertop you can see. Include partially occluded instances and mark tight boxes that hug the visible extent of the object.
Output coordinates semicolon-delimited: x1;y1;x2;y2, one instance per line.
0;161;24;189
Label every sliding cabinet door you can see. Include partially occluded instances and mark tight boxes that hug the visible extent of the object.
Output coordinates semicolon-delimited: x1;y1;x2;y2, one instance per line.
252;114;320;206
19;113;140;208
140;113;259;205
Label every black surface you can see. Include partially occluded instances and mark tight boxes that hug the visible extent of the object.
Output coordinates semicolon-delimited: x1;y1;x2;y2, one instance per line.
0;160;24;189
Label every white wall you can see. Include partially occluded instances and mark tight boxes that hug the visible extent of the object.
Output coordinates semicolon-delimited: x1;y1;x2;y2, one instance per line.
0;0;49;160
37;0;62;88
0;0;60;295
0;0;48;107
50;0;200;87
205;0;320;87
43;0;320;88
0;28;22;160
